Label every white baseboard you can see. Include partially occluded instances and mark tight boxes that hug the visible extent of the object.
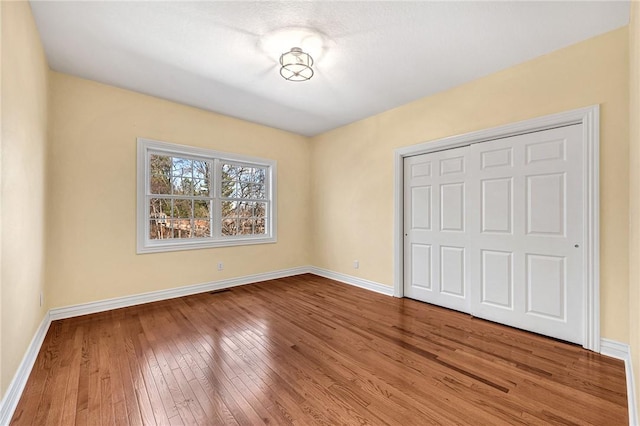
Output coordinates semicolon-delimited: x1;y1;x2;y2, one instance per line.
48;266;394;323
601;338;637;426
50;266;310;320
0;312;52;425
308;266;394;296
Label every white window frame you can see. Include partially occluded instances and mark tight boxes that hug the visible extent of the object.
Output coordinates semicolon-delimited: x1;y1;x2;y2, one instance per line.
137;138;277;253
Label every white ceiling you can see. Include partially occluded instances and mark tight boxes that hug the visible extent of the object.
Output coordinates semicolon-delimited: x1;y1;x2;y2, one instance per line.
30;1;629;137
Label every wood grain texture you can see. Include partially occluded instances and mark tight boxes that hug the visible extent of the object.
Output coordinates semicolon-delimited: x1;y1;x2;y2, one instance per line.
11;274;627;425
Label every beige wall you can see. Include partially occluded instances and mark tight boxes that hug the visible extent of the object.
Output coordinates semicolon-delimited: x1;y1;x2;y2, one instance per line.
1;2;49;395
311;27;630;343
629;0;640;412
46;73;311;308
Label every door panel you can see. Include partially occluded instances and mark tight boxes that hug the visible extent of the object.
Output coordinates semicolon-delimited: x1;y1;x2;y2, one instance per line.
440;183;465;231
404;146;470;313
440;246;465;297
481;249;513;308
481;178;512;234
525;253;566;320
440;156;465;175
411;186;432;230
411;244;432;290
481;147;513;169
526;173;565;236
468;124;583;344
525;138;565;164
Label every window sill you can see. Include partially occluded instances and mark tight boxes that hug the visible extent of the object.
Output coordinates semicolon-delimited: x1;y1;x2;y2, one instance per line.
137;235;277;254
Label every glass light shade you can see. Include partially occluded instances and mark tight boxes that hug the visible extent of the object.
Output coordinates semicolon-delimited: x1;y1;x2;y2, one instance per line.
279;47;314;81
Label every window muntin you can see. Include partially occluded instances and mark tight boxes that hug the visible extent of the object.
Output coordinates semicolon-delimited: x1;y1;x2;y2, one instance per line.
137;138;276;253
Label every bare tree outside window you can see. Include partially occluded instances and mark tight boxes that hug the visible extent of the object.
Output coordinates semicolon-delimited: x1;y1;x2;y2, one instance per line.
149;154;212;240
221;163;267;236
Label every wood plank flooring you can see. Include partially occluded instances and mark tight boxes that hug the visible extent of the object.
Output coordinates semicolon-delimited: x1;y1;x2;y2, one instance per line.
11;274;627;425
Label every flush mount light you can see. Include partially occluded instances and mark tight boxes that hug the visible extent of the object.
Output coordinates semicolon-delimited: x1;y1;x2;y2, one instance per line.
279;47;314;81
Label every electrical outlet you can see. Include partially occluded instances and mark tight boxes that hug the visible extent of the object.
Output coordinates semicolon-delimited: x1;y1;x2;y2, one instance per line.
217;262;224;271
353;260;359;269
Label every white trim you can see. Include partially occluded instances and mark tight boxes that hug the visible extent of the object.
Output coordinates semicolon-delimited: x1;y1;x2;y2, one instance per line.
0;312;52;425
600;338;637;426
393;151;404;298
50;266;308;320
136;137;278;254
601;338;633;359
583;107;601;352
393;105;600;351
308;266;394;296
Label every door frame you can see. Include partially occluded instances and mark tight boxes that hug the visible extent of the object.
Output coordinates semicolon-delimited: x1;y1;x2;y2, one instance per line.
393;105;600;351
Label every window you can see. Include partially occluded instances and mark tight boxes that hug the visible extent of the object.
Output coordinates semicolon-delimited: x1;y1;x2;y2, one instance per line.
137;138;276;253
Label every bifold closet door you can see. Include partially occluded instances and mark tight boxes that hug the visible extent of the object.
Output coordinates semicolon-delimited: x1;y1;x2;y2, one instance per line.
404;124;584;345
467;125;584;344
403;146;471;313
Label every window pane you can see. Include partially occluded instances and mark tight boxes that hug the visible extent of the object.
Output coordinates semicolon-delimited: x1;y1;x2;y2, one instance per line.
173;177;204;197
150;175;171;194
254;202;267;218
150;198;172;218
221;180;238;198
150;155;172;194
239;182;252;198
174;199;192;218
250;184;265;199
173;176;200;196
170;177;179;195
222;218;237;236
172;157;193;177
222;164;239;182
237;201;252;218
173;219;192;238
192;160;210;180
255;218;266;234
239;218;254;235
193;179;209;196
194;200;210;219
238;167;253;183
193;219;211;238
253;168;266;184
222;201;237;218
150;219;173;240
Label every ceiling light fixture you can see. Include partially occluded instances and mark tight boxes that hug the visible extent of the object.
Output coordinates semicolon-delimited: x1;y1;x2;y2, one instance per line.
279;47;314;82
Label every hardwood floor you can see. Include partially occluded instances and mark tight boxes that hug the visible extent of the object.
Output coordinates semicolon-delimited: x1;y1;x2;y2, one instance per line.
11;274;627;425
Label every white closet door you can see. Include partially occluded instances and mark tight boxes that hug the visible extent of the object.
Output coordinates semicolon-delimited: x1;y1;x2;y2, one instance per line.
467;125;584;344
403;146;471;313
403;124;584;345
